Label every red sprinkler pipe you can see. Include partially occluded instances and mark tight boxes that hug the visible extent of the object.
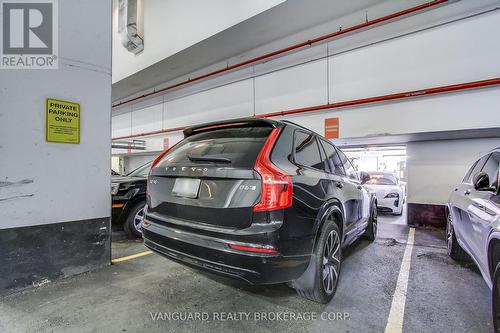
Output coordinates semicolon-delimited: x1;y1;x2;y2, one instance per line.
111;0;449;109
112;77;500;140
256;77;500;118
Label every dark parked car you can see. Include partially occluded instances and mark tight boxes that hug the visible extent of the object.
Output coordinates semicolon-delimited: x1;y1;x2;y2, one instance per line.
446;148;500;331
111;161;151;238
142;118;377;303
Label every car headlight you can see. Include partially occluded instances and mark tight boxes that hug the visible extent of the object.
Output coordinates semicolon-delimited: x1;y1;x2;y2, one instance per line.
385;192;399;198
111;183;120;195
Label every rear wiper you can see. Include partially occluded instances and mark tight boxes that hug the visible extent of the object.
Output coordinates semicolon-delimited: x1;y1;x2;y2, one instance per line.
187;154;231;164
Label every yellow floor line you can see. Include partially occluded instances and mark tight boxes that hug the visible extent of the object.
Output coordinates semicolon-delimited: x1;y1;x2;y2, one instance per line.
112;250;153;263
384;227;416;333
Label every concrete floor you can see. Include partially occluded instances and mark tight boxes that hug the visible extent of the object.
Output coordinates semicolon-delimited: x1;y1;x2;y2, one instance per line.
0;214;494;333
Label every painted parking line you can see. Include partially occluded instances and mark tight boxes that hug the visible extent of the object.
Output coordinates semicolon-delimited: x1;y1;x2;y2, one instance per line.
384;227;416;333
111;250;153;263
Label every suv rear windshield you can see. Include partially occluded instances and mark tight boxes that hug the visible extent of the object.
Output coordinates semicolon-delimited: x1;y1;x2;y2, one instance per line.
158;127;272;168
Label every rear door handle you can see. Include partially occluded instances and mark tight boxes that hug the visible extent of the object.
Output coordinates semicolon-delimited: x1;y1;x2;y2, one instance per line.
471;202;496;216
472;202;484;210
464;189;471;195
335;182;343;189
357;185;362;190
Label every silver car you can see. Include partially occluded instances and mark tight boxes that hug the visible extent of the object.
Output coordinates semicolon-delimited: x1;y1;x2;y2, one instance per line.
363;172;405;215
446;148;500;331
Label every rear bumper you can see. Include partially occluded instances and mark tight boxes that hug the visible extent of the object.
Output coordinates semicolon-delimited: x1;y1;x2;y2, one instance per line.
142;222;310;285
111;206;125;225
111;195;131;225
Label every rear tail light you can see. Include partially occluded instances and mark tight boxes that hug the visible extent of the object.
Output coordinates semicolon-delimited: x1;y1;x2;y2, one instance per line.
253;128;293;212
147;149;170;196
228;243;279;254
149;138;184;171
147;140;183;196
150;148;171;170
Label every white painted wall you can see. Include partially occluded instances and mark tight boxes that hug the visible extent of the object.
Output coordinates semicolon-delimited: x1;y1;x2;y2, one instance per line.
254;56;328;115
112;2;500;159
0;0;112;229
279;87;500;138
328;9;500;102
112;0;285;83
407;139;500;205
112;156;122;174
165;79;254;129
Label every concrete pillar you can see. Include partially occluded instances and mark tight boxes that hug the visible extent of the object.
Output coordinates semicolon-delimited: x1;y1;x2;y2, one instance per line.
0;0;112;293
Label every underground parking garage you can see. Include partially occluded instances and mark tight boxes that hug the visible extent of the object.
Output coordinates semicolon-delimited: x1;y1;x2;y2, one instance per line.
1;0;500;332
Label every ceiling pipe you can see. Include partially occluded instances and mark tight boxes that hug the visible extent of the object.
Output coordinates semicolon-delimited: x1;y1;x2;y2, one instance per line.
112;76;500;140
112;0;449;109
112;140;146;150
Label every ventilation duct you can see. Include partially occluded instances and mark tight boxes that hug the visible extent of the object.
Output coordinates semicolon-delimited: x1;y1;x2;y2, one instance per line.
118;0;144;54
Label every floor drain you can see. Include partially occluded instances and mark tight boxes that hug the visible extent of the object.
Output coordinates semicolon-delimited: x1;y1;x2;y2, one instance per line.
383;238;397;246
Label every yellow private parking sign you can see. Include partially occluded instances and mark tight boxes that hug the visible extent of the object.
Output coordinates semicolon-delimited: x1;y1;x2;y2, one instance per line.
46;98;80;144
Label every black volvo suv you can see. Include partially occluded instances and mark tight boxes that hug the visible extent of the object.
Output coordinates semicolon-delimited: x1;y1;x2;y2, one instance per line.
143;118;377;303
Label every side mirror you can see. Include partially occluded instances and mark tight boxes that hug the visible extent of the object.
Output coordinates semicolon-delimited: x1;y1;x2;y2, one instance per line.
359;171;370;184
472;171;490;191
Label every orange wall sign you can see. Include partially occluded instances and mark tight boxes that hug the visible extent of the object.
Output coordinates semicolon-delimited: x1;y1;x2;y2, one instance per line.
324;117;339;139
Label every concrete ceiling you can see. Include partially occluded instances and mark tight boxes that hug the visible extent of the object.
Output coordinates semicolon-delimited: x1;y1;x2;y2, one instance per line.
112;0;385;102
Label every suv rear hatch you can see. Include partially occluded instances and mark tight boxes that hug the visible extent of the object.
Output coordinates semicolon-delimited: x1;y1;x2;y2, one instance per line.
147;121;287;230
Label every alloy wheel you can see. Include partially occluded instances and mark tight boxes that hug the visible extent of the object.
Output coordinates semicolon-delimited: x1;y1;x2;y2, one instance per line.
322;230;341;295
133;207;145;233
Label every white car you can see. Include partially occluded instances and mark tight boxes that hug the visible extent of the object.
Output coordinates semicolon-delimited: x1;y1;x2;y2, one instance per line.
363;172;405;215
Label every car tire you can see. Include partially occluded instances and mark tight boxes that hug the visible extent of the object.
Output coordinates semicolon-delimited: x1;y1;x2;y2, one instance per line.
293;216;342;304
491;262;500;333
493;263;500;333
124;202;145;238
363;201;377;241
446;211;470;262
